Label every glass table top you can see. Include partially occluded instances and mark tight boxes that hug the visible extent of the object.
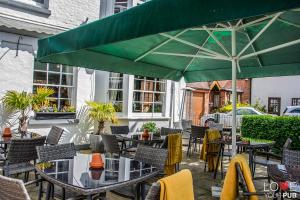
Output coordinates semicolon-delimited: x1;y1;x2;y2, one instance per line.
36;153;158;189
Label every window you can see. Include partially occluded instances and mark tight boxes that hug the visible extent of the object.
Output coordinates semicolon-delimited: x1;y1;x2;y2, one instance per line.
213;94;220;108
292;98;300;106
114;0;129;13
108;73;123;112
33;61;75;111
133;76;165;113
236;108;257;115
268;97;281;116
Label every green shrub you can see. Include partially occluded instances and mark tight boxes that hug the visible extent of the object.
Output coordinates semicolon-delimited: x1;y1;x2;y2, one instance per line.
241;115;300;152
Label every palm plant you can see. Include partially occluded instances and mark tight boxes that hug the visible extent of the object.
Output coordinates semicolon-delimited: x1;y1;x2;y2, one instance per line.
32;87;55;111
86;101;118;135
2;91;32;133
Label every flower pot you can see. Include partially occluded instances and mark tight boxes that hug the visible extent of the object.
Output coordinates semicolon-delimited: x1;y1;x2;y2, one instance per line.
90;134;105;153
142;129;150;141
2;127;12;138
89;153;104;169
34;112;76;120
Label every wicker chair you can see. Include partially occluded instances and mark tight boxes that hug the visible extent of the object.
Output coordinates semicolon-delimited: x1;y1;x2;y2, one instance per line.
236;164;265;199
145;182;160;200
101;134;136;156
282;148;300;166
0;174;31;200
110;125;131;148
3;137;46;179
46;126;64;145
160;127;182;136
252;138;292;179
111;145;168;200
187;125;207;157
36;143;77;200
36;143;76;162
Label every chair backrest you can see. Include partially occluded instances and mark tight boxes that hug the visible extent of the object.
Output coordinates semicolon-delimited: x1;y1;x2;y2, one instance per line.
209;123;223;132
7;136;46;164
282;149;300;165
46;126;64;145
160;127;182;136
191;125;207;139
101;134;121;154
0;175;30;200
110;125;130;135
283;138;292;149
134;145;168;171
36;143;77;162
173;121;182;129
145;182;160;200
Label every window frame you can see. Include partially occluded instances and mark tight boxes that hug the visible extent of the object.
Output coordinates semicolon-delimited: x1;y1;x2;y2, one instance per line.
132;76;166;114
268;97;281;116
33;62;76;112
291;98;300;106
108;72;124;113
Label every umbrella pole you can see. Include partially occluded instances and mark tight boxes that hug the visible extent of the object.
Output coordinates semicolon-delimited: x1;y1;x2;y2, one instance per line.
231;28;237;156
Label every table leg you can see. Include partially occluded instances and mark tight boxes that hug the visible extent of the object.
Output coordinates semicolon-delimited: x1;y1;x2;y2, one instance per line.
248;148;254;177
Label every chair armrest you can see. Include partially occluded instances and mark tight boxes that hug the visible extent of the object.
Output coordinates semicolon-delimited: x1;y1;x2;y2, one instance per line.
24;178;43;186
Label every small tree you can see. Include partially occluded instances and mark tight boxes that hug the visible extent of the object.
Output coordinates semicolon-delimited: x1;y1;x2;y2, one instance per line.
2;91;32;133
86;101;118;135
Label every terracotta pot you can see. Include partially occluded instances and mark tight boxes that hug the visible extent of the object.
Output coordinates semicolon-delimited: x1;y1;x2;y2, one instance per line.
2;127;12;138
142;129;150;141
89;153;104;169
91;169;103;180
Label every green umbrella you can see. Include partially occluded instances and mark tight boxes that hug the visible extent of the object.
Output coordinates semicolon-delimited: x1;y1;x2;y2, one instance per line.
37;0;300;154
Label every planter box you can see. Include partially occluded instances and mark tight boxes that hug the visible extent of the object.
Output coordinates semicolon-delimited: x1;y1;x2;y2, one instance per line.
34;112;76;120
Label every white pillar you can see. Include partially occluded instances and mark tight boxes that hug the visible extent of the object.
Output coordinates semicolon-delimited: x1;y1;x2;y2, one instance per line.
231;28;237;155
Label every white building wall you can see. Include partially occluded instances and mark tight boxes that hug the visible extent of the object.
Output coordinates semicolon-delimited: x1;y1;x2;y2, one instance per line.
0;0;100;30
251;76;300;115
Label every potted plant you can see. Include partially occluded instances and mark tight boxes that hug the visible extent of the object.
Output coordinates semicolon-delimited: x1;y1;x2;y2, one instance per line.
2;91;33;135
141;122;158;140
33;87;76;120
86;101;118;152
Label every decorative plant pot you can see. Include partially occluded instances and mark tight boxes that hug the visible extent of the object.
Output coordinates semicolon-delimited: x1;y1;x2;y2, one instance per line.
90;134;105;153
34;112;76;120
142;129;150;141
2;127;12;137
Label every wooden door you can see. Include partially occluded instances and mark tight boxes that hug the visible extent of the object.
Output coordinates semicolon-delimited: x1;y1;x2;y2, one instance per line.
192;92;205;125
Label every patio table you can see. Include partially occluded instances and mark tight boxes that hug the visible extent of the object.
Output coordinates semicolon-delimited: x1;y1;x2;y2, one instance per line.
236;141;275;176
35;153;159;200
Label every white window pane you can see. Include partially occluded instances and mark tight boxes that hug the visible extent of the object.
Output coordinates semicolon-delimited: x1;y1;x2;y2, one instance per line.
33;72;47;84
48;64;60;72
61;74;73;86
48;73;60;85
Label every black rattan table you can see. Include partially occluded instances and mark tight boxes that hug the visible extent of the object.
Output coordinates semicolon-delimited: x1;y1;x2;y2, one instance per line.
35;153;159;199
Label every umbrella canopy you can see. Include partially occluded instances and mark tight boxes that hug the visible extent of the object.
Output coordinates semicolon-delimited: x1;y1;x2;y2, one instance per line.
37;0;300;82
37;0;300;154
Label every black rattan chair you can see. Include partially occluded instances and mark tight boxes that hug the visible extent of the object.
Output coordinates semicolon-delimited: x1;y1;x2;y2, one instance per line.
187;125;207;157
282;148;300;166
3;137;46;180
145;182;160;200
36;143;77;200
160;127;182;136
101;134;136;156
46;126;64;145
110;125;131;148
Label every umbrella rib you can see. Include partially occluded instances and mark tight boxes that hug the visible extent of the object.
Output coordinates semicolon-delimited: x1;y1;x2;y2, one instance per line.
241;24;263;67
134;29;188;62
240;38;300;60
203;26;231;57
160;33;229;59
277;18;300;29
183;25;221;73
152;52;231;61
237;12;282;58
237;14;276;30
